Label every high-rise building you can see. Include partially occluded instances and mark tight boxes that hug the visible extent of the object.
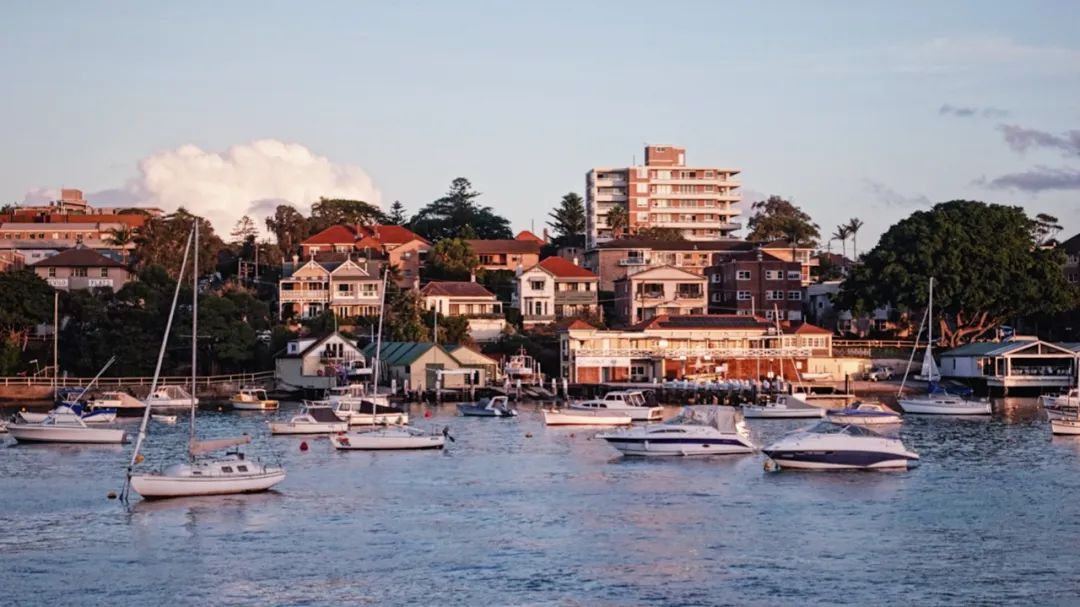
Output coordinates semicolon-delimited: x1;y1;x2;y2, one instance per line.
585;145;741;247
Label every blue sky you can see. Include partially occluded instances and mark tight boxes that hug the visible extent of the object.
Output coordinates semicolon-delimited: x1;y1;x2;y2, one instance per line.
2;1;1079;248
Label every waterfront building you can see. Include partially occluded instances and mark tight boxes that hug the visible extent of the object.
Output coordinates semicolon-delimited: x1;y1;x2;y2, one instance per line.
1062;233;1080;284
940;338;1079;391
278;256;384;319
704;250;803;321
585;144;741;247
465;234;542;272
805;280;893;335
300;224;430;288
446;344;501;381
559;314;842;384
515;256;600;328
585;238;751;291
362;341;488;392
613;265;707;325
275;331;367;391
419;280;507;342
30;247;132;292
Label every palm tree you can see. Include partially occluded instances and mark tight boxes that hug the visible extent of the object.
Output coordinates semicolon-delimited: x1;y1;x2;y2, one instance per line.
847;218;864;260
832;225;850;260
605;205;628;239
104;226;136;262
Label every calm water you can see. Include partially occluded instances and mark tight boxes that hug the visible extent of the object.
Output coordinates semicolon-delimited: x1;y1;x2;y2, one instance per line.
2;399;1079;606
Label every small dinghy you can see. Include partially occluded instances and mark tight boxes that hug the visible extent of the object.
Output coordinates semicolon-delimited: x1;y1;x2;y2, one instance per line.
826;402;901;425
152;414;178;424
230;387;279;411
330;425;448;450
457;396;517;418
270;404;348;435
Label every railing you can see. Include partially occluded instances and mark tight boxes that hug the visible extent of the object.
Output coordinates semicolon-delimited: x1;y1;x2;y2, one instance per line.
833;339;916;349
523;314;557;321
280;292;328;302
618;258;648;266
554;291;598;305
575;347;813;358
0;370;276;388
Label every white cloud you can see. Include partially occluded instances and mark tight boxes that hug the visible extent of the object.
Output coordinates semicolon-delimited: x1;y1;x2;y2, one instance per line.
26;139;381;235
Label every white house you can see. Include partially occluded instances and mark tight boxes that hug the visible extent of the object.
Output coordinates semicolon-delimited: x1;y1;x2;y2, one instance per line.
419;281;506;342
515;256;599;328
275;331;368;391
940;338;1078;390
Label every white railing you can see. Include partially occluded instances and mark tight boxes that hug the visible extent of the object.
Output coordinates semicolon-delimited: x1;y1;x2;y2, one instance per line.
574;347;813;358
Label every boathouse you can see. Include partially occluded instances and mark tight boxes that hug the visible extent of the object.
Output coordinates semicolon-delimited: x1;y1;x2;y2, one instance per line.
363;342;487;393
939;338;1078;390
275;331;367;391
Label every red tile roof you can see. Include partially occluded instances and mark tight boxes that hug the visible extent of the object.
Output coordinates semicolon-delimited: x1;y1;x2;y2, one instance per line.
301;224;430;248
465;239;541;255
369;224;428;245
627;314;773;332
531;256;597;279
30;248;125;268
419;281;496;298
302;225;357;245
786;322;833;335
515;230;545;243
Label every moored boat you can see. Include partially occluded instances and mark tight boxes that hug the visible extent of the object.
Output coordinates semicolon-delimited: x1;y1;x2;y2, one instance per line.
598;405;755;457
19;403;117;424
457;395;517;418
896;391;991;415
826;402;902;425
144;385;198;409
542;408;632;426
568;390;663;421
8;406;127;444
270;403;348;434
330;425;447;450
742;393;826;419
763;421;919;470
89;391;146;417
1051;418;1080;436
129;441;285;499
230;387;279;411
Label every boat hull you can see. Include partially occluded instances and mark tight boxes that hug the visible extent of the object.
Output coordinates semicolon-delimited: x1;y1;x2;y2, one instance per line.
742;407;825;419
602;436;754;456
825;413;901;425
567;405;662;421
231;400;279;411
145;399;199;410
457;405;514;418
330;432;445;450
896;399;991;415
1051;419;1080;435
269;421;347;435
19;410;117;424
764;450;916;470
542;410;632;426
130;469;286;498
8;424;127;444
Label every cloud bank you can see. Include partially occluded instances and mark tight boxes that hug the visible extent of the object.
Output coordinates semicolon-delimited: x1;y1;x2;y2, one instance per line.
981;166;1080;193
864;180;931;207
26;139;381;235
997;125;1080;157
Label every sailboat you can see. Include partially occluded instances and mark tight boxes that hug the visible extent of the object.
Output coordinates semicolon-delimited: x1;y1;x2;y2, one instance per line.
896;277;990;415
331;270;446;451
124;220;285;500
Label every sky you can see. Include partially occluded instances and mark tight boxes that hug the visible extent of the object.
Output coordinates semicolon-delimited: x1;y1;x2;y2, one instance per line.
2;1;1079;249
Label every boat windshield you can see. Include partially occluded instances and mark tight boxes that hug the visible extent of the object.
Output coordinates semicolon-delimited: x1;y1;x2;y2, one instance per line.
665;406;741;432
807;421;881;437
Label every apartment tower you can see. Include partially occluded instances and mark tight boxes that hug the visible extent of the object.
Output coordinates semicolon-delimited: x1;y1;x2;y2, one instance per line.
585;145;740;248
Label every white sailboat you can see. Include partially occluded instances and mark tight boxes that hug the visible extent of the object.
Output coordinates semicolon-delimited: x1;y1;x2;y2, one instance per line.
124;220;284;500
896;277;991;416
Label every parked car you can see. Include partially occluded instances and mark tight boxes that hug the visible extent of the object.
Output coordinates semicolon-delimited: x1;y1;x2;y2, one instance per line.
863;366;893;381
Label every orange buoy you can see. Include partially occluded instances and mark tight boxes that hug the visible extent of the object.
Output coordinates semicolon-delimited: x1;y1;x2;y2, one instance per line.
299;441;309;451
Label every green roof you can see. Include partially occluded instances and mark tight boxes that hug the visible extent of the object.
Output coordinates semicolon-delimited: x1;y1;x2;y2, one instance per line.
362;341;463;367
941;340;1077;357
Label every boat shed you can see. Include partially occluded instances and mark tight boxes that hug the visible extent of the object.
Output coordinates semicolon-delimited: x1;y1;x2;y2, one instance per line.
276;331;367;391
446;345;501;382
363;342;487;392
940;338;1078;390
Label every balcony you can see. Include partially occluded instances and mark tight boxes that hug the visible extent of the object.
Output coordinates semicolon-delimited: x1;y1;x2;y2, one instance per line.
523;314;557;323
618;257;648;266
331;292;380;302
595;177;627;188
555;291;598;305
280;291;329;303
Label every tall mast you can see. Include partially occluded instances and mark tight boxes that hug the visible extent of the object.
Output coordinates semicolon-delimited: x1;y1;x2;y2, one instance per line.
927;277;934;355
52;291;58;398
372;269;389;392
190;218;199;458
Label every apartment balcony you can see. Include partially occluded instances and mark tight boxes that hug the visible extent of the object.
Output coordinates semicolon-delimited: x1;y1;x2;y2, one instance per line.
595;191;628;202
523;314;557;323
280;291;329;303
554;291;598;305
595;177;627;188
618;257;648;266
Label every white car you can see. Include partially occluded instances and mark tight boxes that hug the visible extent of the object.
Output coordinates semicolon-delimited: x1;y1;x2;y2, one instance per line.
863;366;893;381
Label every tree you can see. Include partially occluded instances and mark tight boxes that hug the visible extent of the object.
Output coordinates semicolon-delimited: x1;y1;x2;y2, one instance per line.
846;218;864;260
605;205;628;238
0;271;54;374
634;227;686;241
133;209;224;276
425;238;480;281
387;200;408;225
230;215;258;244
832;225;850;260
385;289;430;342
1034;213;1063;245
838;200;1078;347
409;178;513;242
746;196;820;247
547;192;586;242
104;225;135;248
428;311;474;347
265;204;309;258
308;198;386;234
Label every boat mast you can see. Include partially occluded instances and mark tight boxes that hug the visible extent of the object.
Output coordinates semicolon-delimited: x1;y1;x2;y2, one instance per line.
52;290;58;399
190;218;199;460
371;269;389;394
122;226;194;501
927;277;934;360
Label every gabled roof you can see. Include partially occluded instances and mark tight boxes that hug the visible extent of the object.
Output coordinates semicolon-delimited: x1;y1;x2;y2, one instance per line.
447;344;498;364
612;264;704;282
628;314;773;332
466;239;542;255
302;225;357;246
30;247;125;268
363;341;462;367
329;259;372;277
515;230;545;243
785;322;833;335
420;281;496;298
524;256;598;279
941;339;1077;357
301;224;430;248
1060;233;1080;255
296;332;361;358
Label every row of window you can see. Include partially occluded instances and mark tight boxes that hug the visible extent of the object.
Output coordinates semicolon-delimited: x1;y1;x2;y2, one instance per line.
735;290;802;301
735;270;801;281
47;267;109;278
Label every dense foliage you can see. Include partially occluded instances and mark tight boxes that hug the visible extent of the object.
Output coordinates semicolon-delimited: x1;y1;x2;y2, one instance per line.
409;178;513;242
547;192;585;243
746;195;820;246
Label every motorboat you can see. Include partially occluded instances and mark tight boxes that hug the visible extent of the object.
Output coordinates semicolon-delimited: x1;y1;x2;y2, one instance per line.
124;220;285;501
152;414;178;424
88;391;146;417
568;390;663;421
458;396;517;418
504;347;539;381
329;399;409;426
325;383;392;408
269;403;348;434
1041;388;1079;420
8;406;127;444
144;385;198;409
330;425;447;450
542;408;632;426
129;441;285;498
230;387;279;411
763;421;920;470
19;403;117;424
1051;417;1080;436
598;405;755;457
742;393;826;419
826;402;902;425
896;390;991;415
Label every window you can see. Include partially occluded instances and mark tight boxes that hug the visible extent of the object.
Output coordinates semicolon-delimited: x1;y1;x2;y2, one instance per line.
787;271;801;281
765;270;782;280
48;268;56;277
635;183;648;194
221;466;234;473
736;270;751;281
530;280;545;291
636;198;648;208
788;291;802;301
737;291;752;301
710;274;720;283
100;268;108;278
637;212;648;221
74;268;88;278
237;465;248;472
766;290;784;301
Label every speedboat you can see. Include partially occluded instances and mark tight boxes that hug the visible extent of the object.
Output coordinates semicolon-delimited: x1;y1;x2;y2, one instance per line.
826;402;902;425
144;385;198;409
1051;418;1080;436
325;384;392;408
568;390;663;421
742;394;826;419
329;399;409;426
129;439;285;499
542;408;632;426
19;403;117;424
8;406;127;444
763;421;920;470
1042;389;1079;420
458;396;517;418
598;405;755;457
269;403;348;435
152;414;178;424
230;387;279;411
88;391;146;417
896;390;991;415
330;425;447;450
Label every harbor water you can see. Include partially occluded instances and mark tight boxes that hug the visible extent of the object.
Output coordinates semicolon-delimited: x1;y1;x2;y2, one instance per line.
2;398;1080;606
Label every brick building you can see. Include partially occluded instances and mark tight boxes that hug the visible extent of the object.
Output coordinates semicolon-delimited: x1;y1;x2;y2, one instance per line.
704;250;804;321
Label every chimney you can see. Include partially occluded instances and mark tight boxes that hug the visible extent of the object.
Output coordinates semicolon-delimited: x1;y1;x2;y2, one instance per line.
572;257;579;266
292;254;299;265
470;271;476;283
542;228;550;244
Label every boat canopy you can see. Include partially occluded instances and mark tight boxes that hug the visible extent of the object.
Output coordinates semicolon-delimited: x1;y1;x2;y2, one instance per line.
666;405;742;432
189;435;251;456
306;406;342;423
806;421;882;437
